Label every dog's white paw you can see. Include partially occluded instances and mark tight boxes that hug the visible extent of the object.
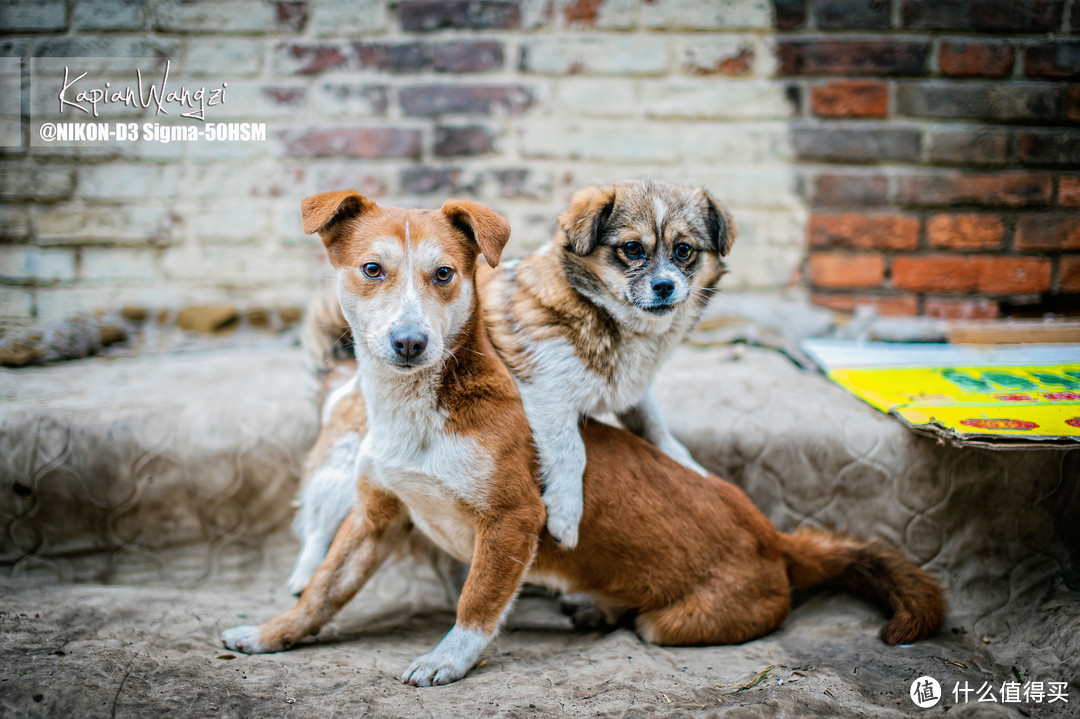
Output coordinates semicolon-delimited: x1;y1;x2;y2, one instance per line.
659;438;708;476
220;625;276;654
542;489;582;550
401;625;487;687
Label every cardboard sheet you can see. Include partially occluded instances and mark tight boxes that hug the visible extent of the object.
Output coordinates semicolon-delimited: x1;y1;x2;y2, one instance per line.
801;340;1080;448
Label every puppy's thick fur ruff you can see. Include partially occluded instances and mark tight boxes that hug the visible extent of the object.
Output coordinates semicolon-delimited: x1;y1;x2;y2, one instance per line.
223;192;945;687
288;180;736;592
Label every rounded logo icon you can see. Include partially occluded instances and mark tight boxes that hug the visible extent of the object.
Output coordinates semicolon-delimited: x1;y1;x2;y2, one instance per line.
1067;417;1080;428
910;676;942;708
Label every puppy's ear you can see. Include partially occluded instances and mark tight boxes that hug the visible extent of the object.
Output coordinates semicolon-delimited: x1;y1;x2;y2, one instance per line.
301;190;376;267
560;185;616;255
696;188;737;257
441;200;511;268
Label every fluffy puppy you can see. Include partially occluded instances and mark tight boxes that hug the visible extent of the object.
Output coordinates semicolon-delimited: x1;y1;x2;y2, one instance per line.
287;180;735;593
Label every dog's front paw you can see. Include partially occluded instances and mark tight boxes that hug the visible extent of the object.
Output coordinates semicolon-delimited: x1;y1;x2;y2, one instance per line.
220;625;280;654
659;437;708;476
542;489;582;550
401;650;471;687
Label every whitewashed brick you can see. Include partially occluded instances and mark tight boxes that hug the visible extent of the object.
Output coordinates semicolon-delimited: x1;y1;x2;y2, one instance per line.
552;79;640;118
642;0;771;30
79;247;159;282
79;165;182;200
190;204;269;243
312;83;388;117
680;169;803;210
644;79;796;120
154;0;295;34
520;122;680;163
180;164;312;201
208;81;307;119
33;286;183;323
558;0;638;29
73;0;145;30
0;164;75;200
186;39;263;77
0;246;77;282
34;204;183;244
0;286;34;320
161;245;321;284
0;205;30;240
719;208;808;289
308;0;387;36
520;37;668;76
676;35;776;77
0;0;66;30
681;123;793;165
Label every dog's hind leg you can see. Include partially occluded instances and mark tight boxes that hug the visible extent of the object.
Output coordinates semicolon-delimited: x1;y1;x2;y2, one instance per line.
635;571;790;646
287;430;362;595
222;481;408;654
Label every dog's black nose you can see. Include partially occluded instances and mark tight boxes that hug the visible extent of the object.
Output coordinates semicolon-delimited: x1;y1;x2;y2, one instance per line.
652;278;675;300
390;329;428;361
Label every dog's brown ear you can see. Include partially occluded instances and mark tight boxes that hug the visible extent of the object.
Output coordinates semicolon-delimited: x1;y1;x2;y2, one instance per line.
696;188;737;257
560;185;616;255
441;200;511;268
301;190;376;265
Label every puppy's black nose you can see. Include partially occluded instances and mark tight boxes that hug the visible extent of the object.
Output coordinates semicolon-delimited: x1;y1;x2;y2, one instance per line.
390;329;428;361
652;278;675;300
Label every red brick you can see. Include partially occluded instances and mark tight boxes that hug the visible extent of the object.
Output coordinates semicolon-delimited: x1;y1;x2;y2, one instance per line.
896;172;1053;208
398;1;520;31
278;43;348;74
281;128;421;159
892;255;979;292
810;80;887;118
1067;86;1080;122
901;0;1062;32
434;41;504;73
808;252;885;288
939;40;1013;78
1061;256;1080;292
811;292;918;316
813;173;889;207
926;213;1005;250
434;125;496;156
924;297;1000;319
1025;42;1080;80
1015;214;1080;250
778;40;929;77
355;43;427;73
809;213;919;250
975;257;1051;294
1059;177;1080;207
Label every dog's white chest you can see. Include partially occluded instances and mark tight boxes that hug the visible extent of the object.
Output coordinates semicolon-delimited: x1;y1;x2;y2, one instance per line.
359;414;489;563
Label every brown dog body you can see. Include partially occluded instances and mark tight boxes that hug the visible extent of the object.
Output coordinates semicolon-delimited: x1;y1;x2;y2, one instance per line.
221;191;944;686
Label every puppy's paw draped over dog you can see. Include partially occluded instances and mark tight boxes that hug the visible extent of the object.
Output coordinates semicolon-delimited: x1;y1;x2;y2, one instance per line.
220;625;279;654
542;485;583;550
285;544;326;596
657;436;708;477
401;625;488;687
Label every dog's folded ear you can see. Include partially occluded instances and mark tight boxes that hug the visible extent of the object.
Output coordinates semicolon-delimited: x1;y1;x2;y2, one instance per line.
301;190;376;265
441;200;511;268
696;188;737;257
560;185;617;256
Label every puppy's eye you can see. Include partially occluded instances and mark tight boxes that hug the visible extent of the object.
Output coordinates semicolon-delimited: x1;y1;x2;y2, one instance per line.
434;266;454;284
621;241;645;260
362;263;382;279
674;243;694;261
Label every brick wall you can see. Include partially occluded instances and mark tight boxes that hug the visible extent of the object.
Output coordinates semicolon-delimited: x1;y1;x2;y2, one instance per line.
782;0;1079;318
1;0;1076;329
0;0;801;327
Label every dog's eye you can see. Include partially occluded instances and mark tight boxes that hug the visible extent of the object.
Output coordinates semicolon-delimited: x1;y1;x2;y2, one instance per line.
362;263;382;279
621;241;645;260
434;266;454;284
674;243;694;261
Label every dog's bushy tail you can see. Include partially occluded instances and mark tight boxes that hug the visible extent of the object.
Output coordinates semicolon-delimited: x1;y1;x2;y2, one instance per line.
780;527;944;645
301;284;354;400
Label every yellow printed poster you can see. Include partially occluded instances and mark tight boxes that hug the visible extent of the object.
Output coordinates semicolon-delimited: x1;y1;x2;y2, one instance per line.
801;341;1080;447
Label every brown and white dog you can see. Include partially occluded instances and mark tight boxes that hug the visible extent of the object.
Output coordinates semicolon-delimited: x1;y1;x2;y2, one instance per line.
220;192;944;686
286;180;736;594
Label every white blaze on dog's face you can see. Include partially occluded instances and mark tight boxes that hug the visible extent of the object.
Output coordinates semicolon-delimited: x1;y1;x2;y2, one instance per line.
301;191;510;372
557;180;737;329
